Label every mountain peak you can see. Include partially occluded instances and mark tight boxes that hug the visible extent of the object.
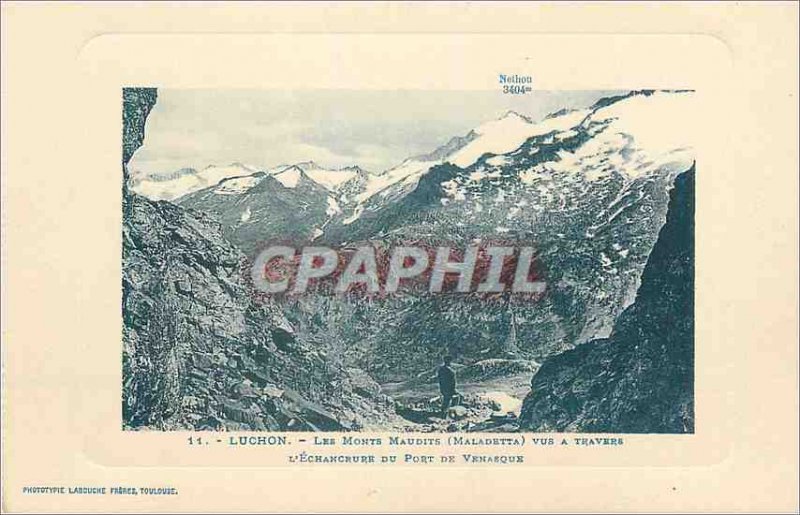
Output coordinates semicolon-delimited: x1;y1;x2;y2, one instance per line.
272;165;311;189
341;164;368;175
282;164;309;175
295;160;322;171
499;110;532;123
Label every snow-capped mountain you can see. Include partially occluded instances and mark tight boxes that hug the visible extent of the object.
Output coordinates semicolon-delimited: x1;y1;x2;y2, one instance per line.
177;166;331;257
335;107;594;225
172;90;695;381
130;160;369;201
129;162;260;201
293;161;365;191
172;106;608;244
175;161;372;255
268;161;369;195
326;90;692;239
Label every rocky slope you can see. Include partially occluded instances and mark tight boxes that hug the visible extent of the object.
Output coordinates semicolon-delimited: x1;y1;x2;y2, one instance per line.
177;167;330;258
274;91;694;382
124;88;695;433
177;162;371;258
122;88;400;431
518;166;695;433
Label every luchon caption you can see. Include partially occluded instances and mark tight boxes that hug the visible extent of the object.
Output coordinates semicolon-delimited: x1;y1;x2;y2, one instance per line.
187;434;625;465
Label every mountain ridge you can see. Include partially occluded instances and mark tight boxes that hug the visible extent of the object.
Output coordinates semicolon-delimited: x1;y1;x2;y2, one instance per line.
131;100;610;203
124;88;696;432
178;89;695;385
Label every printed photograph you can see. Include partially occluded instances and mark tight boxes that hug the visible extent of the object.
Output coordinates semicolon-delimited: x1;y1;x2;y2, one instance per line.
122;88;695;433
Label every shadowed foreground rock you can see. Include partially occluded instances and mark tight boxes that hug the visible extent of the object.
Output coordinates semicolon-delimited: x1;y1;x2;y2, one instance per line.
121;88;398;431
519;166;695;433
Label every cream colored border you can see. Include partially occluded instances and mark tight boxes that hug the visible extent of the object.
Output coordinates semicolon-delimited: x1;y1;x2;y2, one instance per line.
2;2;798;513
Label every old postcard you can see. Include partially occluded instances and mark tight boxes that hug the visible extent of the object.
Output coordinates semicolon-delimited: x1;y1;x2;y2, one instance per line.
2;2;798;513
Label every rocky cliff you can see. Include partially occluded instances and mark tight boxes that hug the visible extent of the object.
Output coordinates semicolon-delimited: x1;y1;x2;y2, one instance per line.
518;166;694;433
122;88;398;431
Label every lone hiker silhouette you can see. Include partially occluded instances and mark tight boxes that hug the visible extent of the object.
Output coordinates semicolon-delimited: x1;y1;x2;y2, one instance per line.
437;355;457;418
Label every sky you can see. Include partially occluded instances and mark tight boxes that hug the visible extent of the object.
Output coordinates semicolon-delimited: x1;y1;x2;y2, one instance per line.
129;89;625;176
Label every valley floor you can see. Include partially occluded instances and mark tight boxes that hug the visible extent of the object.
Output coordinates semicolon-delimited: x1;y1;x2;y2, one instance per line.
380;361;536;433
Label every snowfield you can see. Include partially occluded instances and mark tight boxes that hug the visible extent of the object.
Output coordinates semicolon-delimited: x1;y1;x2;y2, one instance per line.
131;163;259;200
214;175;264;195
